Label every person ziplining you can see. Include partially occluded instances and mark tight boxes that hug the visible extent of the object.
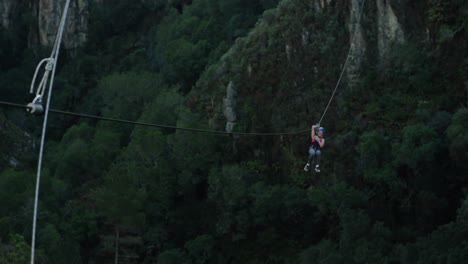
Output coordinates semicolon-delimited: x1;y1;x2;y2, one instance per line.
301;0;366;173
304;124;325;172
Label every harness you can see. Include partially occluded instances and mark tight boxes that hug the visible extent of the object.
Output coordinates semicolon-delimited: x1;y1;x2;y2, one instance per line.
311;136;323;150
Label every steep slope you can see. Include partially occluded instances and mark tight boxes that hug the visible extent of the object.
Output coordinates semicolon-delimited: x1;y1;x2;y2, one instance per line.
0;0;467;263
0;0;89;49
186;0;467;261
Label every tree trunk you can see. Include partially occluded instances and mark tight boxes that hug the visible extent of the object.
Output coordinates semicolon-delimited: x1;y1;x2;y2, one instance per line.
114;227;119;264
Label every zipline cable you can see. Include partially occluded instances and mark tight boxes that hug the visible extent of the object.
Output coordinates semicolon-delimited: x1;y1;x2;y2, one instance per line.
29;1;71;263
0;100;310;136
318;0;366;125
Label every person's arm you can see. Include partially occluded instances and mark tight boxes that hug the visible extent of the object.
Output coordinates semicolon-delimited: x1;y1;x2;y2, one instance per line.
311;125;316;141
318;138;325;148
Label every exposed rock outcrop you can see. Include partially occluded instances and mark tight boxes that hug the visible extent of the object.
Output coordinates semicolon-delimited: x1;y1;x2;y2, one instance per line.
37;0;90;50
0;0;15;28
0;0;91;50
346;0;366;87
376;0;405;62
196;0;415;132
223;81;237;133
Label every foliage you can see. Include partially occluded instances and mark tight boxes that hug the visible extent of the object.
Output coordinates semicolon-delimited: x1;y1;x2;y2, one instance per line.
447;108;468;169
0;234;29;264
0;0;466;263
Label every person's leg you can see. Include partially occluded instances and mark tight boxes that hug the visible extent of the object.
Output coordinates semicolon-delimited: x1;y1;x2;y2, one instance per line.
315;150;321;166
307;147;316;164
314;150;321;172
304;147;315;171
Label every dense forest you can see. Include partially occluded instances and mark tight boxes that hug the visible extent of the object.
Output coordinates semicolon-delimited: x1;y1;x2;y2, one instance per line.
0;0;467;263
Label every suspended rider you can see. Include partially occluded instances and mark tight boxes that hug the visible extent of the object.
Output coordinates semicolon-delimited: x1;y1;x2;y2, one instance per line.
304;124;325;172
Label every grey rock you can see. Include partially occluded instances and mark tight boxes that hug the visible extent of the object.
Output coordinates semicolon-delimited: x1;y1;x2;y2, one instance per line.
0;0;15;28
223;81;237;132
38;0;90;50
376;0;405;62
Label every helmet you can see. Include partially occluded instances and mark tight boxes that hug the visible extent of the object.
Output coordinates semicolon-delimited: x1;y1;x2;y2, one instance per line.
319;127;325;133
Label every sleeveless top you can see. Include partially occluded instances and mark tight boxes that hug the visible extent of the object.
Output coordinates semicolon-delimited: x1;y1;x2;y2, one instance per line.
311;136;323;149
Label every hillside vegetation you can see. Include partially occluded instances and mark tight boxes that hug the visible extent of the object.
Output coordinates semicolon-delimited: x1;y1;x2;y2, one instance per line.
0;0;467;263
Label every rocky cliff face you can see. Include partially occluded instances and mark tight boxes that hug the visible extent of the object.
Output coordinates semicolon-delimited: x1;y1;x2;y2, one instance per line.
0;0;91;50
36;0;90;49
376;0;405;61
193;0;421;134
346;0;366;87
0;0;15;28
347;0;405;83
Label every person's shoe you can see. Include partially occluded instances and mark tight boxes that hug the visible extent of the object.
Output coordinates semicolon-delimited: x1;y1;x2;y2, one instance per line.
315;165;320;172
304;163;310;171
